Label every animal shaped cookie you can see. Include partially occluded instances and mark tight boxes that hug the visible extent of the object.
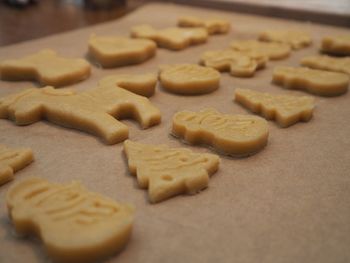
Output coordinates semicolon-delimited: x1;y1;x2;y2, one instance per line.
0;49;91;87
124;140;220;203
273;66;349;96
6;177;134;263
130;24;208;50
172;108;269;157
234;88;315;127
321;35;350;56
0;85;161;144
301;55;350;75
159;64;220;95
259;30;312;50
200;49;266;77
0;145;34;186
178;16;230;34
88;35;156;68
99;73;157;97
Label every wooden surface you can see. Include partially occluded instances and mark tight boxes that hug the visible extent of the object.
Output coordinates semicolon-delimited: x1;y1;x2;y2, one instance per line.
0;2;350;263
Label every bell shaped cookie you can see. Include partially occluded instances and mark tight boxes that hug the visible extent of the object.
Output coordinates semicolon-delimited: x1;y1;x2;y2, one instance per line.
259;30;312;50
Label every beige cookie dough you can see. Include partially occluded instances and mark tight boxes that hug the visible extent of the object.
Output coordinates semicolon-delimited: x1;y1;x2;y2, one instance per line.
321;35;350;56
0;85;161;144
99;73;157;97
6;177;134;263
259;30;312;50
88;35;156;68
130;24;208;50
178;15;230;34
124;140;220;203
172;108;269;157
273;66;349;96
0;145;34;186
301;55;350;75
0;49;90;87
234;88;315;127
159;64;220;95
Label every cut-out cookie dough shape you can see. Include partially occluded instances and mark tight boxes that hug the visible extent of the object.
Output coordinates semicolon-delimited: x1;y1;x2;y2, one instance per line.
0;145;34;186
88;35;156;68
234;88;315;127
178;16;230;34
273;66;349;96
0;49;91;87
6;177;134;263
0;85;161;144
124;140;220;203
130;24;208;50
259;30;312;50
172;108;269;157
230;40;291;60
159;64;220;95
301;55;350;75
200;49;266;77
99;73;157;97
321;35;350;56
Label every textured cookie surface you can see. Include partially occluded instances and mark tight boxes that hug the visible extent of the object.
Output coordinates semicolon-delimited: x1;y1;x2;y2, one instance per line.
99;73;157;97
234;88;315;127
172;108;269;157
0;145;33;186
178;16;230;34
130;24;208;50
301;55;350;75
6;177;134;263
259;30;312;50
0;49;91;87
0;85;161;144
321;35;350;55
273;66;349;96
88;35;156;68
124;140;220;203
159;64;220;95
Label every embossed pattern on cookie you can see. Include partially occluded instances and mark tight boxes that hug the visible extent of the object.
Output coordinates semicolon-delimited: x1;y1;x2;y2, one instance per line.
301;55;350;75
321;35;350;56
6;177;134;263
0;49;91;87
259;30;312;50
124;140;220;203
0;145;34;186
273;66;349;96
234;88;315;127
178;16;230;34
172;108;269;157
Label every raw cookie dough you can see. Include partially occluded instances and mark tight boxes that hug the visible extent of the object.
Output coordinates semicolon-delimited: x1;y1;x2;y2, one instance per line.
159;64;220;95
273;66;349;96
88;35;156;68
200;49;266;77
259;30;312;50
0;145;34;186
178;16;230;34
130;24;208;50
0;85;161;144
99;73;157;97
321;35;350;56
6;177;134;263
301;55;350;75
234;88;315;127
0;49;91;87
172;108;269;157
124;140;220;203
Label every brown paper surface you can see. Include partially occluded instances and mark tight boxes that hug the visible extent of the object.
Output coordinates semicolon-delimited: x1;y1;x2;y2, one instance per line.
0;3;349;263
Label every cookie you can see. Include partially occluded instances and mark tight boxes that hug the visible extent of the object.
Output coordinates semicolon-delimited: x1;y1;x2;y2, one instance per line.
178;16;230;34
234;88;315;127
321;35;350;56
159;64;220;95
99;73;157;97
0;85;161;144
273;66;349;96
301;55;350;75
172;108;269;157
200;49;266;77
124;140;220;203
259;30;312;50
130;24;208;50
230;40;291;60
6;177;134;263
88;35;156;68
0;49;91;87
0;145;34;186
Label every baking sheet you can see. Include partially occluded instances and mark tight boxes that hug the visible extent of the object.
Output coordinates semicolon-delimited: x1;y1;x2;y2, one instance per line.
0;2;349;263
